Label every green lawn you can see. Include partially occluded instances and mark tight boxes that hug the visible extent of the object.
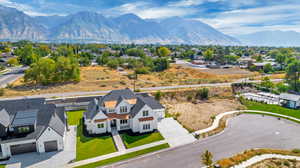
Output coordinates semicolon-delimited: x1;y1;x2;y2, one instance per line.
121;132;164;148
67;110;117;161
75;143;170;168
242;100;300;119
0;165;5;168
76;120;117;161
67;110;85;126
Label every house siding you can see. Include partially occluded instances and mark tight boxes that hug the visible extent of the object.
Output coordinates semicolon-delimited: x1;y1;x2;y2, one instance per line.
37;127;64;153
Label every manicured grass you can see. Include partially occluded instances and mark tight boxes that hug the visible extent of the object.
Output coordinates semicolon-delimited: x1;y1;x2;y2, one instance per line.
67;110;85;126
242;100;300;119
0;165;5;168
76;120;117;161
75;143;170;168
121;132;164;148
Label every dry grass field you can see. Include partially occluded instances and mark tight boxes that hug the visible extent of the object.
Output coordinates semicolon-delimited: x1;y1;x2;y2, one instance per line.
160;87;245;132
2;65;257;97
250;158;300;168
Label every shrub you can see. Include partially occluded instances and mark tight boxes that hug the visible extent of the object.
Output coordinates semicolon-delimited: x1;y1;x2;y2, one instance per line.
292;149;300;153
135;67;150;74
154;91;163;101
196;88;209;100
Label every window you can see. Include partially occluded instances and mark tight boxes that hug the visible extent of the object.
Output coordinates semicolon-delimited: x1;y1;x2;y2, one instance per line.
97;123;104;128
120;120;128;125
143;110;149;117
18;126;30;133
120;106;128;113
109;108;114;113
143;124;150;130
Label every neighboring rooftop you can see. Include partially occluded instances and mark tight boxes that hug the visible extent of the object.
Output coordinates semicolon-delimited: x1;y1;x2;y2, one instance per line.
280;93;300;101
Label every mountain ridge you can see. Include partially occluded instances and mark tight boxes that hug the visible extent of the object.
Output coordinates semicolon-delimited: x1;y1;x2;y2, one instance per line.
0;5;240;45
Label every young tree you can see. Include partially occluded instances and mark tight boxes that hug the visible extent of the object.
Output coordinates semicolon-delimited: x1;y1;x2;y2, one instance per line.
201;150;213;167
7;58;19;66
263;63;274;73
261;77;274;89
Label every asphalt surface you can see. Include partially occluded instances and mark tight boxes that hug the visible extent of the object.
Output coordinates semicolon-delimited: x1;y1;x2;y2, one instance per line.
0;67;26;88
106;114;300;168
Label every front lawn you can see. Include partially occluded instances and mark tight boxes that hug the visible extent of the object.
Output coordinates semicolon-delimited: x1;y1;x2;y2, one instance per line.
76;120;117;161
75;143;170;168
242;100;300;119
67;110;85;126
0;165;5;168
121;132;164;148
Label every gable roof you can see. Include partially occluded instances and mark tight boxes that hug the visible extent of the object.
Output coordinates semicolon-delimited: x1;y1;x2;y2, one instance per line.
0;108;10;127
130;97;146;118
101;88;136;103
0;98;66;144
137;94;164;110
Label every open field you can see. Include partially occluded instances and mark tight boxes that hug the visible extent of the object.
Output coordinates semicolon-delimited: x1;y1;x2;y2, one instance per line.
250;158;300;168
161;88;244;132
1;65;258;97
121;132;164;149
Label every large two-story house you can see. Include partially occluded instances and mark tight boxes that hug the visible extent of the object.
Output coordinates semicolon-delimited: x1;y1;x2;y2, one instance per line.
0;98;66;159
84;89;165;134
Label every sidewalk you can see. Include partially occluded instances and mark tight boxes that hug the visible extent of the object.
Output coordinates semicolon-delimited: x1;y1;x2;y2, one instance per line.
67;140;167;168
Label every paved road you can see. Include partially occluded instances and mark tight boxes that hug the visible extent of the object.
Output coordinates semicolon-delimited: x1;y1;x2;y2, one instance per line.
1;78;282;100
0;67;27;88
106;114;300;168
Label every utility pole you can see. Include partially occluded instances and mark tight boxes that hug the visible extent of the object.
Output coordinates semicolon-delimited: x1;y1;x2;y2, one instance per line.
133;72;138;91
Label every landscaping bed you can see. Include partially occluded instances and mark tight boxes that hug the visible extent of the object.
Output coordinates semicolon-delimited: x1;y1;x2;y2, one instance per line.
217;149;300;168
120;131;164;149
250;158;300;168
75;143;170;168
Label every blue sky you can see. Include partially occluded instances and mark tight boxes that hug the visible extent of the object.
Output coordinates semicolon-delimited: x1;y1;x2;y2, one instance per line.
0;0;299;35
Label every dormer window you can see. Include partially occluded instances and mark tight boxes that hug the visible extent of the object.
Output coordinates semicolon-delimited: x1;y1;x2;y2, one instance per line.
109;108;114;113
120;106;128;113
143;110;149;117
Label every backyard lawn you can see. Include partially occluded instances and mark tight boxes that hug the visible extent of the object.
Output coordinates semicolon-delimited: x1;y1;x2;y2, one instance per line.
121;132;164;148
242;100;300;119
75;143;170;168
67;110;117;161
67;110;85;126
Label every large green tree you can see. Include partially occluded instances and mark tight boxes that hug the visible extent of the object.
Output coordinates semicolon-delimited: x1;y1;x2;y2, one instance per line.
157;47;171;57
286;60;300;92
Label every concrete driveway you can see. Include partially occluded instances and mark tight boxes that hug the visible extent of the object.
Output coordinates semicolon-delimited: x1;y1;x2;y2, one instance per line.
3;126;76;168
158;118;196;147
107;114;300;168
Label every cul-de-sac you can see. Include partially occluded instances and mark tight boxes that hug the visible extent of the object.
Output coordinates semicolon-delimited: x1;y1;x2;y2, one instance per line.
1;1;300;168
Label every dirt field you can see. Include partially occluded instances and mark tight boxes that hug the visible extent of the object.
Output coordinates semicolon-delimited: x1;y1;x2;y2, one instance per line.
249;158;300;168
2;65;257;97
163;98;244;132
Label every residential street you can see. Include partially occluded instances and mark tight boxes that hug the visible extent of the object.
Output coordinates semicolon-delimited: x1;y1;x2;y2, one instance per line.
105;114;300;168
0;67;27;88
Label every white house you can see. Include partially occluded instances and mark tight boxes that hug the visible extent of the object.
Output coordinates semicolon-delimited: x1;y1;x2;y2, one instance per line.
279;93;300;109
0;98;66;159
84;89;165;134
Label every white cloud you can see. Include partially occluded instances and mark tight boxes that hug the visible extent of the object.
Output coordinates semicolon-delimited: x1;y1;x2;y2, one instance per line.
195;4;300;35
107;1;197;19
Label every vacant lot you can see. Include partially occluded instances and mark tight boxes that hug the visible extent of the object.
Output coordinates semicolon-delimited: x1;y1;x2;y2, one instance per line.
163;98;244;132
250;158;300;168
2;65;257;97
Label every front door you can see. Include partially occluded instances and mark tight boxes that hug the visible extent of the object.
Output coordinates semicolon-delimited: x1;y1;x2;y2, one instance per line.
111;119;116;128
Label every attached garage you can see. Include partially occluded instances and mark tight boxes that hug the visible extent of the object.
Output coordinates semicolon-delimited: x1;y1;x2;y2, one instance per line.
10;142;37;155
44;140;58;152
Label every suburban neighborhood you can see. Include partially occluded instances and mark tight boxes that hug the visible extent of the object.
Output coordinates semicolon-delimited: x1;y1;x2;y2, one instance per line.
1;1;300;168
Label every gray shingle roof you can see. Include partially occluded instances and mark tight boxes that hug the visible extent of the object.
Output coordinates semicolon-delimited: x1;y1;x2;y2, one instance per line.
130;97;146;118
137;94;164;110
0;98;66;144
280;93;300;101
101;88;136;103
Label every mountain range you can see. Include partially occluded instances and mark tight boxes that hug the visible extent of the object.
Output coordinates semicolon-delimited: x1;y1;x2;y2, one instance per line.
236;30;300;47
0;5;240;45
